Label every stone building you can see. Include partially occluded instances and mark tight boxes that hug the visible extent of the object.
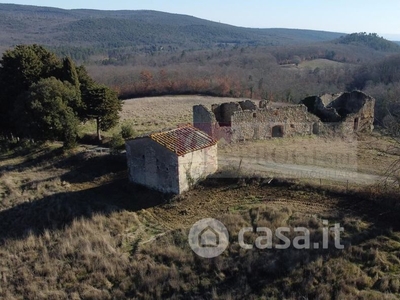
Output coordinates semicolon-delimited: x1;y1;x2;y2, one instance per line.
193;91;375;143
301;90;375;135
193;99;321;143
125;124;218;194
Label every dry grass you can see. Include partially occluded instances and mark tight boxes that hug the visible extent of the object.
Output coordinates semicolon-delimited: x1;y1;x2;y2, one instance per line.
121;95;250;135
78;95;250;139
0;145;399;298
0;95;399;298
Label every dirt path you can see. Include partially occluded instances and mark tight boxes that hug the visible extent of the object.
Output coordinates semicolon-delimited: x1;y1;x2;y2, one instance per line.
218;155;390;185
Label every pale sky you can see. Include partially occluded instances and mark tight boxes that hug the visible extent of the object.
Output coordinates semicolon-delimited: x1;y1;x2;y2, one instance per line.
3;1;400;39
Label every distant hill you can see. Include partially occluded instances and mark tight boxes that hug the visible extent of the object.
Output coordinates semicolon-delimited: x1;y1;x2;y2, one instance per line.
335;32;400;52
0;3;345;53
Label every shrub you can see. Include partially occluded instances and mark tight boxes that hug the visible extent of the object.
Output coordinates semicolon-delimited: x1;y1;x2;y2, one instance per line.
110;133;125;151
120;124;135;139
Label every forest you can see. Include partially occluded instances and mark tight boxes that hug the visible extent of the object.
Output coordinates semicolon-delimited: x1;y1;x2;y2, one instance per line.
84;32;400;129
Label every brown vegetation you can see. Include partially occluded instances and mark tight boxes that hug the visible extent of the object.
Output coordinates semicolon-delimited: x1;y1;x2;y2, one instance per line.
88;47;354;103
0;133;399;298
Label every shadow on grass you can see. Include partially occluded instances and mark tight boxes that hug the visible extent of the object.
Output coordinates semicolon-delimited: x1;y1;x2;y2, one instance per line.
0;177;173;243
0;146;64;173
58;153;127;184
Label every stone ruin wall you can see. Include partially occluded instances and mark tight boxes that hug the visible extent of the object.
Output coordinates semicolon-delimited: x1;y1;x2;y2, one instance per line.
302;91;375;136
345;94;375;133
231;105;318;141
193;92;375;144
193;104;217;138
194;100;320;143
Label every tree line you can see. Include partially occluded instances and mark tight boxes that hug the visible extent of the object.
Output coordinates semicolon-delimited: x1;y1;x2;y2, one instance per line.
87;42;400;130
0;45;121;148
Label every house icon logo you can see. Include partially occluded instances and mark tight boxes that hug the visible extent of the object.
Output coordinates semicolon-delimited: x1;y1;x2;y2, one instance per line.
199;226;219;247
188;218;229;258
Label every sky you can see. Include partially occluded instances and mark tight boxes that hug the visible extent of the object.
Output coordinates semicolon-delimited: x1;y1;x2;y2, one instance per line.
3;1;400;40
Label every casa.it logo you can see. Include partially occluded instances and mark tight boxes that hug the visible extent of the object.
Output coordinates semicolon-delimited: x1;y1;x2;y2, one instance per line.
188;218;229;258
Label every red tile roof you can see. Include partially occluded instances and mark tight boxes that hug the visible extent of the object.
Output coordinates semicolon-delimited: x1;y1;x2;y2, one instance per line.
150;124;217;156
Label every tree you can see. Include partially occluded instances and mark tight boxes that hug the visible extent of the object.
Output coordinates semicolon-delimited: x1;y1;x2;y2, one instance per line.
0;45;121;147
58;57;82;114
17;77;80;148
76;65;95;88
77;65;121;141
0;44;61;138
82;84;122;141
59;57;80;88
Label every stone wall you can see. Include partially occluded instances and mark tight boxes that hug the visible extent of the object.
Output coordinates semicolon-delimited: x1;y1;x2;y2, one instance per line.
126;138;180;194
193;92;374;144
194;101;320;143
239;100;258;110
230;105;318;141
212;102;242;126
178;145;218;193
301;91;375;134
126;137;218;194
340;92;375;133
193;105;217;138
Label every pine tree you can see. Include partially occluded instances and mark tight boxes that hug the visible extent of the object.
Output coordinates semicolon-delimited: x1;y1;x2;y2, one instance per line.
83;84;122;141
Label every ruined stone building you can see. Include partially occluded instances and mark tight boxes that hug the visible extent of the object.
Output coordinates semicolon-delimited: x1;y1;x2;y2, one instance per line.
301;90;375;135
125;124;218;194
193;91;375;143
194;99;321;143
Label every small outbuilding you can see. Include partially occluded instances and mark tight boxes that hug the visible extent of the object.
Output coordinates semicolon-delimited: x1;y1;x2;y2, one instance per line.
125;124;218;194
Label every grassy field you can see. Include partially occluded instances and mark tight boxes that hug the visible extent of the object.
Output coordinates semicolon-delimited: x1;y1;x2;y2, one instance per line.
120;95;250;135
1;95;399;299
299;59;350;70
280;59;352;71
79;95;249;141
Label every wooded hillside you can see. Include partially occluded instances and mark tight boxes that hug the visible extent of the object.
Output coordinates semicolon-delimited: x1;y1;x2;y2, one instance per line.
0;3;344;57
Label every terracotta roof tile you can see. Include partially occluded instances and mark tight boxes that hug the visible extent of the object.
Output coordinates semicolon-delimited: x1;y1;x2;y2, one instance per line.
150;124;217;156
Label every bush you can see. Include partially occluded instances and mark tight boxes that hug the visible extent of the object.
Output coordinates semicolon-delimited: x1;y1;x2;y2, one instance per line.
110;133;125;151
120;124;135;139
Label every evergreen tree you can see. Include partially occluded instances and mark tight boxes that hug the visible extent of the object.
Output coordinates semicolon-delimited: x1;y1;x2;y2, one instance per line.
77;65;122;141
18;77;80;148
60;56;80;88
0;45;121;146
58;57;82;114
83;84;122;141
0;44;61;138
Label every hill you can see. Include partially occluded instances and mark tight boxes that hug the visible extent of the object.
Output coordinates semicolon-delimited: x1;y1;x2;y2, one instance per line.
0;3;344;53
335;32;400;52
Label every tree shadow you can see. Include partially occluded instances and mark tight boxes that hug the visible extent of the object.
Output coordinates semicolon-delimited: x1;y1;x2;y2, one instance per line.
0;177;172;243
59;153;127;184
0;146;64;173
